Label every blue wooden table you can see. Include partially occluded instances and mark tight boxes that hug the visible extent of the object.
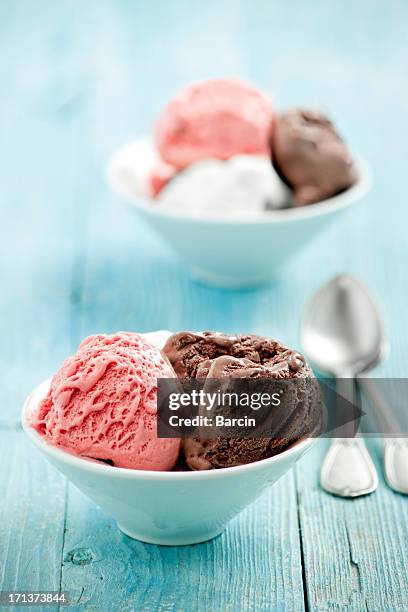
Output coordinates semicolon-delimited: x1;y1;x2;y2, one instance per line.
1;1;408;610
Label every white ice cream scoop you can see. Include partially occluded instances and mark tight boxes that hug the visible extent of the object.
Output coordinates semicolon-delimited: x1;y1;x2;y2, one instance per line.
107;139;176;200
158;155;291;216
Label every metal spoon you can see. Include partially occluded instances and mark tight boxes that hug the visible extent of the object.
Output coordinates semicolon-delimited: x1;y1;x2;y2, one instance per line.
301;275;379;497
358;372;408;495
302;275;408;495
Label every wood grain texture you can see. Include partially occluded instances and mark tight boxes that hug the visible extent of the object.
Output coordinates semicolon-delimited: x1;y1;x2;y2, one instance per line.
0;432;66;612
1;0;408;610
297;440;408;612
0;0;97;428
61;472;304;612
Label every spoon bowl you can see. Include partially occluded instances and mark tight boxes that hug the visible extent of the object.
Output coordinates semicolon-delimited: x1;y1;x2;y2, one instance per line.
301;275;384;376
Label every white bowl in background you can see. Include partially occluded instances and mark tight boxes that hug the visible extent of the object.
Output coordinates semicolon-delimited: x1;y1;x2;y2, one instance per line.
22;379;314;546
107;140;372;288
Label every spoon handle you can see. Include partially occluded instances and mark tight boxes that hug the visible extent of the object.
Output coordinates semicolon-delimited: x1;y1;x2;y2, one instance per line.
357;376;400;434
320;377;378;498
383;439;408;494
357;377;408;494
320;438;379;497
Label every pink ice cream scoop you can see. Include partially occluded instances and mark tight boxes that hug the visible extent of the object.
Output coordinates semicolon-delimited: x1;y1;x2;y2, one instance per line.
155;78;274;170
28;332;180;470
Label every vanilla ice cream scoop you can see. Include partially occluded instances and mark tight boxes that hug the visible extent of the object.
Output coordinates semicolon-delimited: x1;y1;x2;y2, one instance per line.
107;139;176;200
157;155;291;216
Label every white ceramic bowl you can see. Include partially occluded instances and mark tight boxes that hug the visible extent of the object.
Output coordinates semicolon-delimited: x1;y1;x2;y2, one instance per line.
107;142;371;288
22;379;314;546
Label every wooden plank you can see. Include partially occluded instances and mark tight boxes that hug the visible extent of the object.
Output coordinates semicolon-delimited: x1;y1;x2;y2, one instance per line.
61;471;304;612
54;4;306;608
296;439;408;611
0;432;66;611
58;0;261;347
0;0;98;429
240;0;408;605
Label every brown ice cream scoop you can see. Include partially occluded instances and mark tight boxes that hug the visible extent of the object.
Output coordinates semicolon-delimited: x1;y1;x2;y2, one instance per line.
162;332;322;470
271;108;357;206
162;331;305;379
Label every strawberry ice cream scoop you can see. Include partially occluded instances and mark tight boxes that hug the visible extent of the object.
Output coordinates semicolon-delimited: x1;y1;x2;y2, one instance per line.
155;79;274;169
28;332;180;470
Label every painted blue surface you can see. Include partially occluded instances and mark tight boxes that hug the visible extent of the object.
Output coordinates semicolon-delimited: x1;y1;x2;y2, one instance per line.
1;1;407;610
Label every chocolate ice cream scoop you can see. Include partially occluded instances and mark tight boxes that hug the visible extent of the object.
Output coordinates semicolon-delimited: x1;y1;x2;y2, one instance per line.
271;108;357;206
162;331;305;379
163;332;322;470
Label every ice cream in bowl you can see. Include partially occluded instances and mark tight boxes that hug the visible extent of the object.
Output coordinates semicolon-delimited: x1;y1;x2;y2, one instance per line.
107;78;371;288
22;330;321;546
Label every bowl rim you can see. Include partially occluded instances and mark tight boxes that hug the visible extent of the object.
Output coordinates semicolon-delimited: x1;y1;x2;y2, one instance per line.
22;379;314;482
107;139;372;226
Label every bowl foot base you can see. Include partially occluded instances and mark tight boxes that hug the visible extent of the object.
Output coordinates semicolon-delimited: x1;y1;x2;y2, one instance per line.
117;522;224;546
190;267;274;289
